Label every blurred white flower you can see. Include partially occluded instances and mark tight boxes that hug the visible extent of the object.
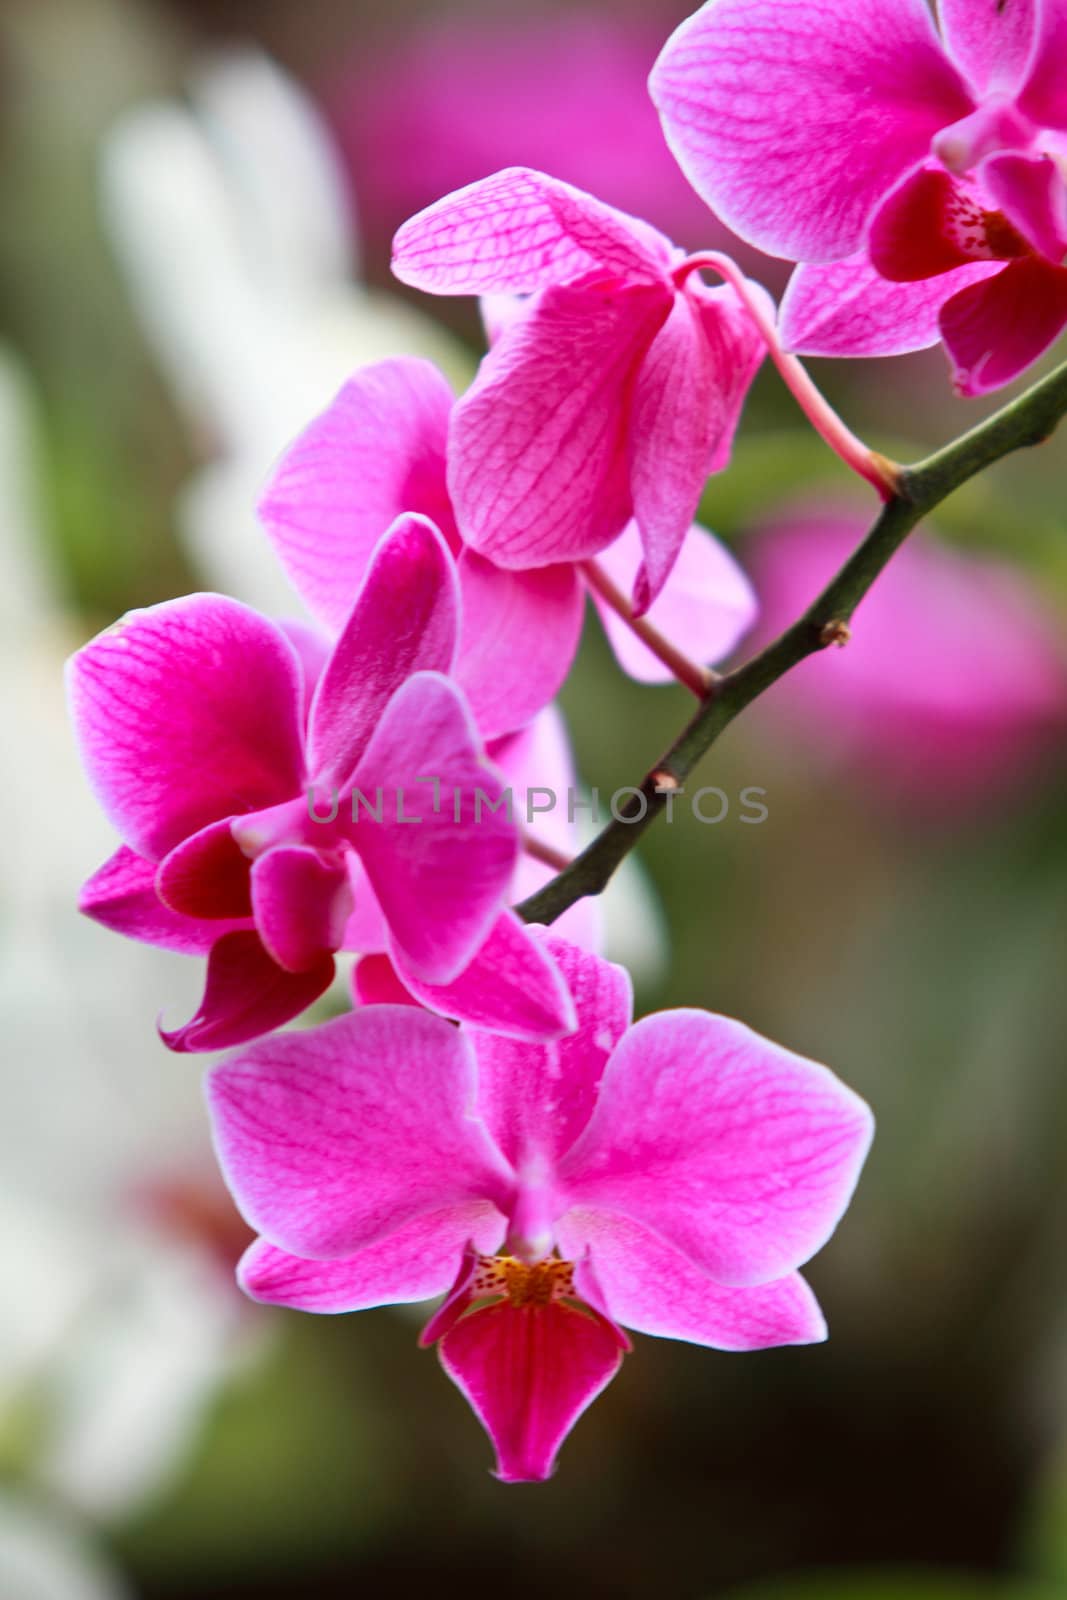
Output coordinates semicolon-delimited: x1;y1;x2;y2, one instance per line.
0;348;256;1520
0;1492;131;1600
96;52;666;983
99;51;468;614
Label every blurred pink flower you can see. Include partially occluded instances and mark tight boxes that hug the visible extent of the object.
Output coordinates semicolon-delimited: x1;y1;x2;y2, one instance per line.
209;934;873;1482
652;0;1067;393
393;170;768;613
69;516;573;1049
325;8;731;259
747;504;1067;807
258;355;756;727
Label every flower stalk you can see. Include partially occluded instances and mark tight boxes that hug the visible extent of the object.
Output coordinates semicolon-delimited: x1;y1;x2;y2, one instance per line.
518;356;1067;926
679;251;901;498
582;558;715;699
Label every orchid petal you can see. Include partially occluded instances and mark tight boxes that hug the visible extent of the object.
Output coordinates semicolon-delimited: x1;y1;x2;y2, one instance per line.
940;0;1039;96
160;930;334;1053
206;1007;512;1258
869;166;1029;282
629;282;765;612
455;551;585;740
258;358;458;633
307;514;460;786
780;253;1000;357
238;1204;505;1312
390;912;577;1042
650;0;971;262
279;618;331;720
480;292;529;347
250;846;351;972
351;672;518;985
448;280;671;568
627;292;720;613
468;935;632;1171
488;704;579;862
591;521;756;683
156;819;253;919
340;854;389;954
1018;0;1067;128
391;166;673;295
940;256;1067;394
981;151;1067;264
692;280;772;473
559;1211;826;1351
352;952;418;1007
559;1009;873;1287
66;594;305;860
492;710;605;957
79;846;245;954
437;1298;623;1482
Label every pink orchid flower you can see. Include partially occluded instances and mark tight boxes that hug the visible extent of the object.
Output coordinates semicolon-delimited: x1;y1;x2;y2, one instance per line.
652;0;1067;394
68;515;575;1050
747;502;1067;808
390;169;769;614
352;703;603;1016
258;355;757;734
207;934;873;1482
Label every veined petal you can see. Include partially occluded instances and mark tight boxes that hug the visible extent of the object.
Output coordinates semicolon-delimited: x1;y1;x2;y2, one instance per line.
559;1211;826;1351
448;280;672;568
940;0;1039;96
650;0;971;262
206;1007;513;1258
258;358;459;633
79;845;246;954
940;255;1067;393
392;166;673;295
238;1204;506;1313
455;551;585;741
437;1297;623;1482
66;594;305;860
629;281;765;613
1018;0;1067;128
627;292;719;613
250;845;352;972
692;280;772;474
779;252;1001;357
468;934;632;1171
350;672;519;985
558;1009;873;1288
591;521;756;683
306;514;460;786
390;912;577;1042
160;930;334;1053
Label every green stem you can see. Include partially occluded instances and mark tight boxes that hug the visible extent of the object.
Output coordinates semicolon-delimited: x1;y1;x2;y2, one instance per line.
517;358;1067;926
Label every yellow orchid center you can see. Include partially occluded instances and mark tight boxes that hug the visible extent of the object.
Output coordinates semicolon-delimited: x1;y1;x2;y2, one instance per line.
472;1254;576;1309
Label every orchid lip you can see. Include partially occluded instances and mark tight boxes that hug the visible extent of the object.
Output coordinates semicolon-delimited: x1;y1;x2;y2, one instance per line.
472;1253;578;1310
